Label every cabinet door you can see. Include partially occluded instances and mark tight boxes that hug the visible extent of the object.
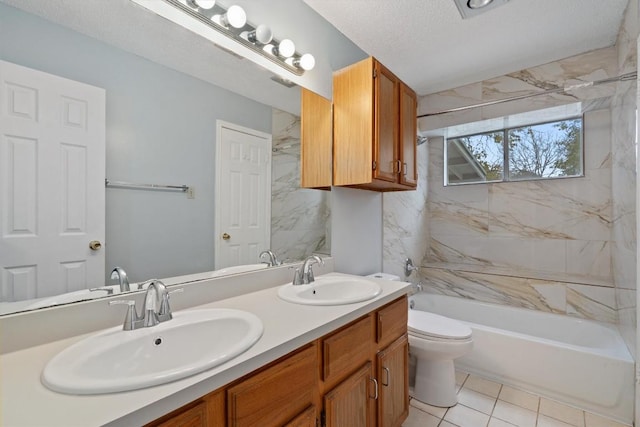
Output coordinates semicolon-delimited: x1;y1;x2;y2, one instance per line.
377;297;408;349
227;344;317;427
332;57;375;186
284;405;317;427
373;61;399;183
399;83;417;187
301;88;332;189
324;362;376;427
377;335;409;427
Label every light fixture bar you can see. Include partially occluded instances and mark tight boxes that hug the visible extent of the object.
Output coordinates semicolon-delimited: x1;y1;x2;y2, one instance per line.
164;0;306;76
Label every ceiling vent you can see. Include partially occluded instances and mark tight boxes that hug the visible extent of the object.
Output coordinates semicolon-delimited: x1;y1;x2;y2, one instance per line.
453;0;510;19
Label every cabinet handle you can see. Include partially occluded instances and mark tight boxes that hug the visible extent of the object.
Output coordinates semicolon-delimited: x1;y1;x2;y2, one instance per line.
369;377;379;400
403;162;407;176
382;367;390;387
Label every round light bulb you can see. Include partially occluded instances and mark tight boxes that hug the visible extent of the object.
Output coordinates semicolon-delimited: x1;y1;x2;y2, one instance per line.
225;5;247;28
187;0;215;9
253;24;273;44
467;0;493;9
278;39;295;58
298;53;315;71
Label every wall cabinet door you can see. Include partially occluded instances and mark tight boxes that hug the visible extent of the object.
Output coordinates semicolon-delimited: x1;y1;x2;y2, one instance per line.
373;61;399;183
324;362;376;427
399;83;417;188
377;335;409;427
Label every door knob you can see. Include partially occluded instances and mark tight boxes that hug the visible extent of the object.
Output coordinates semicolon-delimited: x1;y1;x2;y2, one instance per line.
89;240;102;251
222;233;231;240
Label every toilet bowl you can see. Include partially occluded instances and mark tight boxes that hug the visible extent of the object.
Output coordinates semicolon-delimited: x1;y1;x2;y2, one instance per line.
408;309;473;407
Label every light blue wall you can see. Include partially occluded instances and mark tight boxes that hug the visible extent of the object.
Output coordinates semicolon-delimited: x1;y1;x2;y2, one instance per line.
0;3;272;283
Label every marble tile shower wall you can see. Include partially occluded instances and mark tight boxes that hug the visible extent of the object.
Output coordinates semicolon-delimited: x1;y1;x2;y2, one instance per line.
423;109;616;324
270;109;331;263
382;42;637;328
612;0;638;358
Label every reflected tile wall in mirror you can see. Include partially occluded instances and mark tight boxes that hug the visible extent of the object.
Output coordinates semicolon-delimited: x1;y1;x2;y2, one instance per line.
271;109;330;263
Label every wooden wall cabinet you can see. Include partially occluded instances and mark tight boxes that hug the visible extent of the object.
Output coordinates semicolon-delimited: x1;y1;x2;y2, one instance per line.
148;296;408;427
301;88;333;189
332;57;417;191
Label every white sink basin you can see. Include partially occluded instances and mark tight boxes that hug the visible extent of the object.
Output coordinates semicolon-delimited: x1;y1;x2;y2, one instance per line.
42;308;263;394
278;275;382;306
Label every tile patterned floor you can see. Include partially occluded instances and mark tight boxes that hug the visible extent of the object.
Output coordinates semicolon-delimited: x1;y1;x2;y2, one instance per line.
402;371;630;427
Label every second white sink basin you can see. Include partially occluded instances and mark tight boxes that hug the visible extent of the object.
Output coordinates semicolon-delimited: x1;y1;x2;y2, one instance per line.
42;308;263;394
278;275;382;306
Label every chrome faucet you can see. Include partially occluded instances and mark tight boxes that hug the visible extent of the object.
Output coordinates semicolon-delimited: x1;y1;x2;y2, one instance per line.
142;280;172;327
109;279;182;330
293;255;324;285
259;249;280;266
110;267;130;292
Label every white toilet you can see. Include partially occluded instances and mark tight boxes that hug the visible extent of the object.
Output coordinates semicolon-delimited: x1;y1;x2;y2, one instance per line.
408;308;473;407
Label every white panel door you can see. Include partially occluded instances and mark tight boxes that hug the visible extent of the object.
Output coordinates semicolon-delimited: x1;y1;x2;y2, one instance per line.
215;121;271;269
0;60;106;301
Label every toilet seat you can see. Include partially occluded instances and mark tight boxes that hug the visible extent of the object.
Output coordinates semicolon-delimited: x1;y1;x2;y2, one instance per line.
408;310;472;341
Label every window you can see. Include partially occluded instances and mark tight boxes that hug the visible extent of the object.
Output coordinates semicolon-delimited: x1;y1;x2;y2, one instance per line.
445;117;583;185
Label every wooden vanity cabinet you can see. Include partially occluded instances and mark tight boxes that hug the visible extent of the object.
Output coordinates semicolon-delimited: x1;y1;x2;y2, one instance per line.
320;297;409;427
332;57;417;191
300;88;333;189
148;296;408;427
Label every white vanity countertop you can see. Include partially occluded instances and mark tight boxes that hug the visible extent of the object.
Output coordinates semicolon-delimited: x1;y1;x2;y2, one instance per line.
0;272;410;427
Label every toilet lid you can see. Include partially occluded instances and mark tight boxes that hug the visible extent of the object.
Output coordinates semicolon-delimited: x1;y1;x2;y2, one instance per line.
408;310;472;340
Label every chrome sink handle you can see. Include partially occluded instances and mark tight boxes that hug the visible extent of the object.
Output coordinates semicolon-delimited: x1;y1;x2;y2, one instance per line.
109;300;143;331
159;288;184;322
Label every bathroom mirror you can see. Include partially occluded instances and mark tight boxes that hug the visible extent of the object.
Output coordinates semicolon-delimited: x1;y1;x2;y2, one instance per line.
0;0;365;315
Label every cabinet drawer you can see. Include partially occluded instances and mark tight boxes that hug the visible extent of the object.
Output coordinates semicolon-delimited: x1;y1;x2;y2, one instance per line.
227;344;317;427
376;297;408;348
147;400;207;427
322;315;374;387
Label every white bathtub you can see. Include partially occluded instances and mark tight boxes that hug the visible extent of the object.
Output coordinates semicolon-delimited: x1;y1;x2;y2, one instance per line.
410;293;634;424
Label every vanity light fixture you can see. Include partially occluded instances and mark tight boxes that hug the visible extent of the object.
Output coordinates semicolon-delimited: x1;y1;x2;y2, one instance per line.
292;53;316;71
467;0;493;9
163;0;315;76
453;0;509;19
186;0;215;10
241;24;273;45
212;4;247;29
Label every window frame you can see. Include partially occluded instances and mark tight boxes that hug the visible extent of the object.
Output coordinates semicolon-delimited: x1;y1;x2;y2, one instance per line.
444;115;585;186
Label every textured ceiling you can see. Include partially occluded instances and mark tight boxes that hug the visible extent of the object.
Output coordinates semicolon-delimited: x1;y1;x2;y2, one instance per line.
303;0;630;95
0;0;630;111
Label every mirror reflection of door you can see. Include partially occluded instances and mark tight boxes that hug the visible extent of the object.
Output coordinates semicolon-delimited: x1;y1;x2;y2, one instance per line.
0;60;105;301
214;121;271;269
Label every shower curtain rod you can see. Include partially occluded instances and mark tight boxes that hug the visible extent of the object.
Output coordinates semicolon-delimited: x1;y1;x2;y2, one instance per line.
417;71;637;118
